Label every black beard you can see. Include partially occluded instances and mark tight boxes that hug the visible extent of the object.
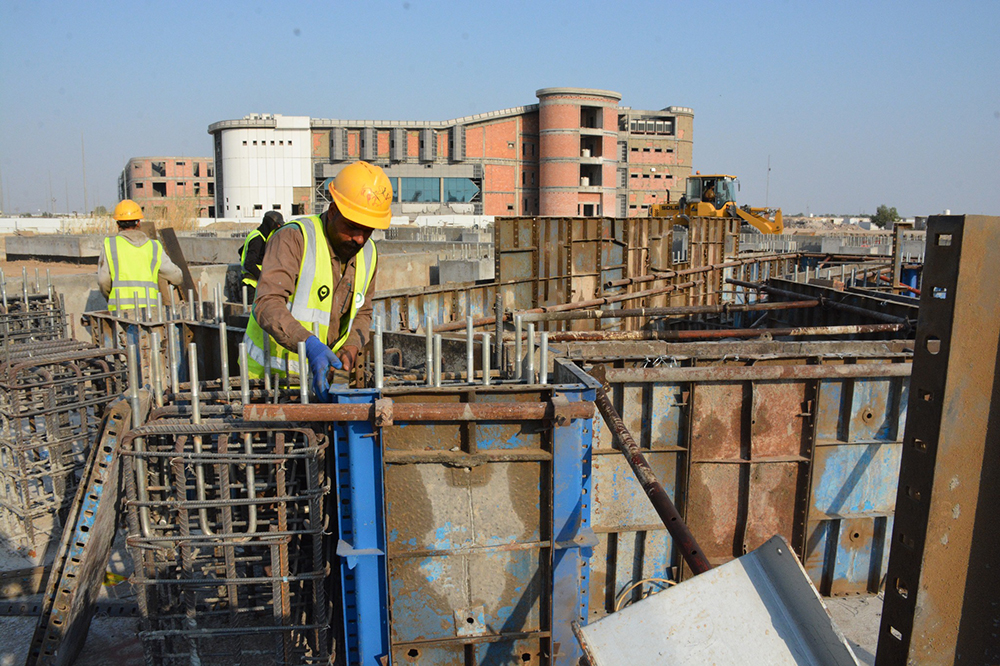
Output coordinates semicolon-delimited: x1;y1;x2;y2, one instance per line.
334;242;361;263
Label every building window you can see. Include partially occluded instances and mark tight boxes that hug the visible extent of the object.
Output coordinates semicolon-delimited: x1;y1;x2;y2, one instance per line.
270;141;275;145
279;140;284;146
400;177;440;203
522;143;527;157
236;205;241;211
175;161;185;167
151;161;166;176
287;140;292;145
207;166;214;177
507;141;515;149
507;204;514;211
133;163;141;170
152;182;167;197
522;172;526;185
193;163;201;177
443;178;479;202
194;183;201;195
243;141;247;146
135;182;144;189
207;183;214;195
177;181;185;187
253;204;263;211
523;198;528;211
273;204;281;210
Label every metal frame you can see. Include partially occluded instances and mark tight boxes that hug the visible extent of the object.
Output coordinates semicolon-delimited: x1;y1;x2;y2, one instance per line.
877;215;1000;665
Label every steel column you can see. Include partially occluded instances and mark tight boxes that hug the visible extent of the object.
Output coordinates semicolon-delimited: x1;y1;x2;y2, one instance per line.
877;215;1000;665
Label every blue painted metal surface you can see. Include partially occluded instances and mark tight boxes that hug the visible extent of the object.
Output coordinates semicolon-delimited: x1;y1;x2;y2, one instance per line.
551;383;596;665
332;388;390;665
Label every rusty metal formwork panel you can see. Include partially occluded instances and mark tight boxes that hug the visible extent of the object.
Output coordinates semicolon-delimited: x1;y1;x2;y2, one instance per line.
372;280;498;333
121;418;329;665
0;345;126;549
877;215;1000;666
375;365;599;666
576;340;911;617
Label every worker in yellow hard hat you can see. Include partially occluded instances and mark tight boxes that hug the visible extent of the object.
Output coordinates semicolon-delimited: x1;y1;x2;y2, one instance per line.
242;161;392;399
97;199;183;314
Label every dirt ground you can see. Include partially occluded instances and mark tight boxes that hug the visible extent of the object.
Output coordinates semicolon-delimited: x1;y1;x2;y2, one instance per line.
0;259;92;278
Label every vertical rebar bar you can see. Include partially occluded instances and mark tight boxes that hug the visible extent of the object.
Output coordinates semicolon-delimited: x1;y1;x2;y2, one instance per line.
188;288;195;320
425;316;434;387
526;323;535;384
239;343;250;405
539;332;549;385
481;332;491;386
242;284;249;311
167;323;180;396
21;267;27;306
46;269;52;301
514;314;522;381
465;316;474;384
494;293;503;373
433;334;442;387
127;342;154;539
218;322;229;397
374;317;384;390
298;340;309;404
188;343;214;536
150;331;163;408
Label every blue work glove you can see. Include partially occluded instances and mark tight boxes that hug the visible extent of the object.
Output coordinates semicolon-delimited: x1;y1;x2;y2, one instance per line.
304;335;342;401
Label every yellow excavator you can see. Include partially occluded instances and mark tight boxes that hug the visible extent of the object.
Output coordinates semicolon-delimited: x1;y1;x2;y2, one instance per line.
648;173;783;234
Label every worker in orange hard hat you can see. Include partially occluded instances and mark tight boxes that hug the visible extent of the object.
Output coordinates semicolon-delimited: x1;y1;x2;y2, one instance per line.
242;161;393;399
97;199;183;314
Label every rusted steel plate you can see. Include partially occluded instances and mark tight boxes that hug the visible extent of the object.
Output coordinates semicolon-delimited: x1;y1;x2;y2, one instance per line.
751;381;809;458
685;463;742;565
690;382;744;460
744;462;800;553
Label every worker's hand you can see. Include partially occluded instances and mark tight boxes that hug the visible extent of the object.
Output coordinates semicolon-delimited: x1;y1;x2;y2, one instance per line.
304;335;342;401
337;345;360;374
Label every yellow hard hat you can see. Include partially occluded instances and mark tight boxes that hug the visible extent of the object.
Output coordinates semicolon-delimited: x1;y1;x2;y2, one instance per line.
112;199;143;222
329;161;393;230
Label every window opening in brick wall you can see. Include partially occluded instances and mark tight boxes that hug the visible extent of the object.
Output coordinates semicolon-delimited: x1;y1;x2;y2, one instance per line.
177;181;185;187
207;183;214;195
152;182;167;197
135;182;144;189
193;163;200;177
152;161;166;176
176;161;185;167
507;204;514;211
208;166;214;177
194;183;201;195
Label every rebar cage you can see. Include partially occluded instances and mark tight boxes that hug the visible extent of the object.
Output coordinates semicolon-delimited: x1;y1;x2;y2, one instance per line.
0;345;126;548
121;419;330;665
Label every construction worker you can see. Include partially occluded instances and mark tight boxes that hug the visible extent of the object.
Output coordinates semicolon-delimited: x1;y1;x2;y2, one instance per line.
243;161;390;400
97;199;183;313
238;210;284;303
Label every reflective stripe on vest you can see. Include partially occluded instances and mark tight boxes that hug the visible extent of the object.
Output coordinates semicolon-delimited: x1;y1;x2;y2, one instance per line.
105;235;163;311
242;215;376;378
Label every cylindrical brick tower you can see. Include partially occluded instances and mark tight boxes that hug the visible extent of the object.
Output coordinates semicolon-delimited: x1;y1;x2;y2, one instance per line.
536;88;621;216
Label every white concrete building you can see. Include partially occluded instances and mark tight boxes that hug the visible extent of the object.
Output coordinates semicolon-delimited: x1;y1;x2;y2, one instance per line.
208;114;312;219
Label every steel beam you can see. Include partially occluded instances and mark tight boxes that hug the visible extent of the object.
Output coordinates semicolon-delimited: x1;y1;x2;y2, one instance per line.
877;215;1000;665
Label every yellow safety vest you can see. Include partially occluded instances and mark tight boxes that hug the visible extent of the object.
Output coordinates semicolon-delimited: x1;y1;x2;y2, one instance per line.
242;215;376;378
239;227;276;288
104;235;164;312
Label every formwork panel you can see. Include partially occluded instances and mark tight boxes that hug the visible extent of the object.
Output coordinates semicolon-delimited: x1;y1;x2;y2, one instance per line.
686;463;741;564
745;462;800;552
690;382;744;460
750;381;809;457
811;443;901;517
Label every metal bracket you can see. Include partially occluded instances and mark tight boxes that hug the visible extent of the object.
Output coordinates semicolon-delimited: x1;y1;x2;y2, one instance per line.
336;539;385;570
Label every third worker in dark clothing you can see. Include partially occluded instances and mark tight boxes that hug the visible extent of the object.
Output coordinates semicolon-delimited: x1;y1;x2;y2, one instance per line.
239;210;284;303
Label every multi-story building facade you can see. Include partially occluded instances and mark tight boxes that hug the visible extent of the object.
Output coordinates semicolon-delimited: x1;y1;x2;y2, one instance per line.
118;157;216;220
207;87;692;219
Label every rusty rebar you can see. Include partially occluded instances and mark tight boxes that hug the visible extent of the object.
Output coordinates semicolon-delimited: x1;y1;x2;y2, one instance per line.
514;299;820;324
726;278;910;325
593;387;712;575
545;322;905;342
242;399;594;424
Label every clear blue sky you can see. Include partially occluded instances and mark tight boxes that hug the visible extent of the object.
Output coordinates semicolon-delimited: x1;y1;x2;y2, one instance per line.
1;0;997;217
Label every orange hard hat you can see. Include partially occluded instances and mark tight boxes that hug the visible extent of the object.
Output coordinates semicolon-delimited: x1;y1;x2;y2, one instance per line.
112;199;143;222
329;161;393;230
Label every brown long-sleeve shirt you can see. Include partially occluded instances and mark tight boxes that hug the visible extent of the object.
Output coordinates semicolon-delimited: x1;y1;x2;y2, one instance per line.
253;217;377;353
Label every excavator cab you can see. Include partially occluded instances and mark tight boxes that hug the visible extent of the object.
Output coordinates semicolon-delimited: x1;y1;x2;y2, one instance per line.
650;173;783;234
686;175;737;210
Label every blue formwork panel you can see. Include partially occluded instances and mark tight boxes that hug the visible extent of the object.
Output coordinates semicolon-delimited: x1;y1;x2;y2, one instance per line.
807;372;908;596
331;389;390;665
369;376;597;666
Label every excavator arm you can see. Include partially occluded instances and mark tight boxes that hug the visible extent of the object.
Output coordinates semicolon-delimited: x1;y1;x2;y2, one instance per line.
730;204;783;234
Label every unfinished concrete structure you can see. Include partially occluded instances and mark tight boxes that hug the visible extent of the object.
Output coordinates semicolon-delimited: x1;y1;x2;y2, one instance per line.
117;157;216;220
0;213;995;666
